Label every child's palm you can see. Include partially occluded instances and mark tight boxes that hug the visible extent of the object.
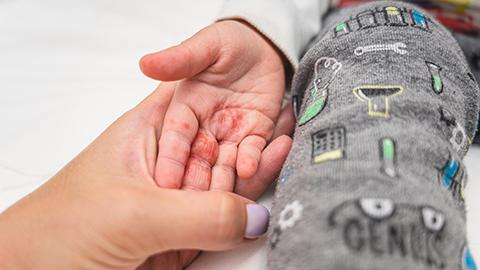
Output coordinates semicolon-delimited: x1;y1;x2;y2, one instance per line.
141;21;287;192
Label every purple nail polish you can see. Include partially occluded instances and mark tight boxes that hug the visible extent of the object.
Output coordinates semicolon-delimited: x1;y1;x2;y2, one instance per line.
245;204;270;239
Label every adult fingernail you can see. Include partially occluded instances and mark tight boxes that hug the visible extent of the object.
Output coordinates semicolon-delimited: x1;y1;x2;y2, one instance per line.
245;204;270;239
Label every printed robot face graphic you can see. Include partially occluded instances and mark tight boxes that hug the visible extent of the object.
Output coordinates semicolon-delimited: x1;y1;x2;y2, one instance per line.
328;198;447;268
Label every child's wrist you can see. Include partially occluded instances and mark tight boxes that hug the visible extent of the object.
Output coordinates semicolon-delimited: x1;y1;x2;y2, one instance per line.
216;19;293;87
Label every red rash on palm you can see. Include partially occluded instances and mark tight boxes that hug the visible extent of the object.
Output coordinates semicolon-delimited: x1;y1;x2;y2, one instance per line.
189;129;219;166
183;129;219;189
210;109;245;140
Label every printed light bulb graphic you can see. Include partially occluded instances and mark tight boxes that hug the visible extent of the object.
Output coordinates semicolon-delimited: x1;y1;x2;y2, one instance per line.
353;85;404;117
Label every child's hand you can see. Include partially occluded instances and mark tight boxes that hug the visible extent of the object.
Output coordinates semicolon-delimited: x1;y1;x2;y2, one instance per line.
140;20;291;193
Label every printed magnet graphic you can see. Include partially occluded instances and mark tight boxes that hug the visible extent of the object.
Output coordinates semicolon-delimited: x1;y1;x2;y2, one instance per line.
438;157;466;200
299;57;342;126
380;137;397;177
353;85;404;117
426;61;443;94
329;198;447;268
462;246;478;270
312;127;345;164
354;42;408;56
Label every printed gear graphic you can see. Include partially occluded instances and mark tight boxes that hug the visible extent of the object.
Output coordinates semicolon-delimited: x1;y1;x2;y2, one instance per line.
278;200;304;230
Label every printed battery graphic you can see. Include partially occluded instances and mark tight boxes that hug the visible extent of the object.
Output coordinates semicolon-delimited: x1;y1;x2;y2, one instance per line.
312;127;345;164
380;137;397;177
426;61;443;94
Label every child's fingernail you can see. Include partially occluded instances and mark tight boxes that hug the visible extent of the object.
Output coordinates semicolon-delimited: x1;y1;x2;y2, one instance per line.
245;204;270;239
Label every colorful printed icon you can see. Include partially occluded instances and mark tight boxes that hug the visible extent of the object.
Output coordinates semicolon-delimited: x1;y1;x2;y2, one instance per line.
426;61;443;94
334;22;349;37
439;157;466;200
463;246;478;270
385;6;407;26
299;95;326;126
312;127;345;164
299;57;342;126
380;138;397;177
386;6;400;16
353;85;404;117
412;9;429;30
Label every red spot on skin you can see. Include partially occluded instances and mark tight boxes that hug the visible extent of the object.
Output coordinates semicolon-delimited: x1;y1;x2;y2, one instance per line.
168;118;176;125
212;109;245;139
181;122;191;130
190;130;219;166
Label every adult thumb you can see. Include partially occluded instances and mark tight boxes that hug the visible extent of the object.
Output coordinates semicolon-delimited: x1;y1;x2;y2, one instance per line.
139;24;221;81
138;189;270;255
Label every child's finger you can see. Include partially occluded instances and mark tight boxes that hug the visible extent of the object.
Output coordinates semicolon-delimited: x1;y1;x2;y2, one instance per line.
234;135;292;200
210;142;237;192
271;103;295;140
154;103;199;189
236;135;267;179
139;25;220;81
182;129;218;191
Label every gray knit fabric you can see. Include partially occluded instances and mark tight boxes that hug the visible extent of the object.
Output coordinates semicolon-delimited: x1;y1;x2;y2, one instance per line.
452;32;480;144
268;1;480;270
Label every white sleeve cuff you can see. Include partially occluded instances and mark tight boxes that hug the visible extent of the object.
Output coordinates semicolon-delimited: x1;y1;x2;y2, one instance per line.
216;0;327;70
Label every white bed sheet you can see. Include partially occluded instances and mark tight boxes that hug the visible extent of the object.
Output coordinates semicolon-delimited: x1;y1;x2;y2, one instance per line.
1;1;479;269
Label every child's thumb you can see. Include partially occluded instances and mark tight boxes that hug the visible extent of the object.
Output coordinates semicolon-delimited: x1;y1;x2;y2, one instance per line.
137;189;270;255
139;24;221;81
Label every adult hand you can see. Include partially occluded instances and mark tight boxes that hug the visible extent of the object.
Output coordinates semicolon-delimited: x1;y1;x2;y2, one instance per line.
139;20;295;195
0;84;292;270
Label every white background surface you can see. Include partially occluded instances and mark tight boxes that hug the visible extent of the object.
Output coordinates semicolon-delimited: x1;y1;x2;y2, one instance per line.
0;1;479;269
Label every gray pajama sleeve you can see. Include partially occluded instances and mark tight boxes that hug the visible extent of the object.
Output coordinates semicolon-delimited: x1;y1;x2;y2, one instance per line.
268;1;480;270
